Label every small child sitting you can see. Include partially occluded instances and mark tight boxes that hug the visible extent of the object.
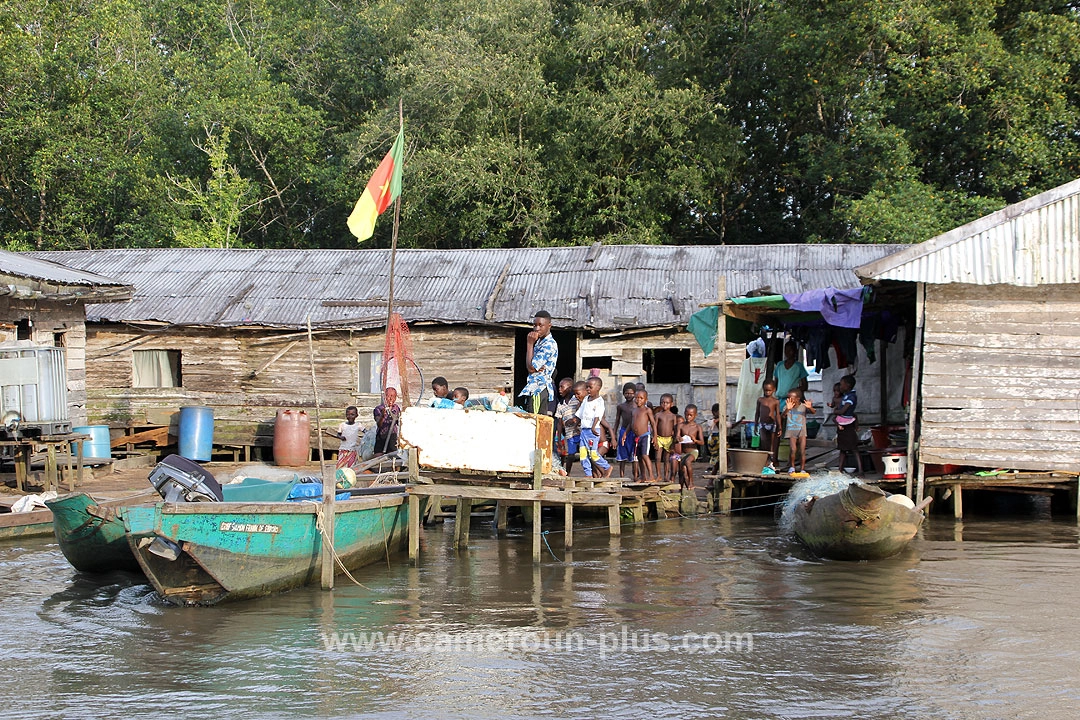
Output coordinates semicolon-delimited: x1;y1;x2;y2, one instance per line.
452;387;469;409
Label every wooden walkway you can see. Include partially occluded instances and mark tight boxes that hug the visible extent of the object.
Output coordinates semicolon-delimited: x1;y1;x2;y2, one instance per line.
922;471;1080;520
403;449;684;563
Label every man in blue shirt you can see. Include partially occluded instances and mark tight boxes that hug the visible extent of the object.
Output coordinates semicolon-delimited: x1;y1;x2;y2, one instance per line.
519;310;558;416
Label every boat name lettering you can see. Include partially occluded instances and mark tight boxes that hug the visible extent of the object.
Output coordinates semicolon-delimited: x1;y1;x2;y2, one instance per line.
219;521;282;534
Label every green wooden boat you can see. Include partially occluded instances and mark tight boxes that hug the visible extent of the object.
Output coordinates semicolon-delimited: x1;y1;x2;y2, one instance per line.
791;482;928;561
123;491;409;605
0;507;54;541
47;492;143;573
47;480;302;574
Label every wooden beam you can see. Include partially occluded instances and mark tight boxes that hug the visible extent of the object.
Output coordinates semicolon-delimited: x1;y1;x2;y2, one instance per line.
532;500;542;563
952;483;963;519
408;493;420;562
717;275;728;476
564;501;573;551
407;484;621;505
906;281;925;499
249;340;300;378
484;262;512;321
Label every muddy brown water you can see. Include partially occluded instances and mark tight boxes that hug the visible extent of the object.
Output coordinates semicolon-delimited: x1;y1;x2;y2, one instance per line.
1;510;1078;719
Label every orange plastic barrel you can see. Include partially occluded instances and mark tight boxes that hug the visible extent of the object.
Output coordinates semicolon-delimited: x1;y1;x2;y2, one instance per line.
273;409;311;466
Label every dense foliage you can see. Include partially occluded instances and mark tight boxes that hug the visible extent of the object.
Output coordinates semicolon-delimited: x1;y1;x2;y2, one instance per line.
1;0;1077;250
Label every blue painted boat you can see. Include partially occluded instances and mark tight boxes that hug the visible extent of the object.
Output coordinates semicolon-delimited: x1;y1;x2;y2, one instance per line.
124;492;409;605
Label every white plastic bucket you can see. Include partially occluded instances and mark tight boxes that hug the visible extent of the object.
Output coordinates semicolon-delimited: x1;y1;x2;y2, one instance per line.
882;453;908;479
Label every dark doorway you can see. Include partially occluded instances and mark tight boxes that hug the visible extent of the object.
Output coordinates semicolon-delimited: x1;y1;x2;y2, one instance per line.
514;328;577;397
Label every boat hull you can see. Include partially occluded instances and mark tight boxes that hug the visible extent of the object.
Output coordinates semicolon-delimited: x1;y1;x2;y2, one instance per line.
47;493;143;573
791;483;924;561
123;493;409;605
0;508;54;540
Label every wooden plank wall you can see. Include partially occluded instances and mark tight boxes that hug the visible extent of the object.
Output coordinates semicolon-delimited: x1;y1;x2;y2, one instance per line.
84;324;515;448
578;330;741;421
920;283;1080;471
0;298;90;426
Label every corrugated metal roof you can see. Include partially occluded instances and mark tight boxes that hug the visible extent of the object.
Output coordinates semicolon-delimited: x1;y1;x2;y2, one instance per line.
855;178;1080;286
0;246;131;293
29;244;901;331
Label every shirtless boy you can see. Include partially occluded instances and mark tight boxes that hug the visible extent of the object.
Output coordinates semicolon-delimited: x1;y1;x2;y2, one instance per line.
654;394;679;483
755;380;781;470
629;389;658;482
614;382;638;480
672;404;706;489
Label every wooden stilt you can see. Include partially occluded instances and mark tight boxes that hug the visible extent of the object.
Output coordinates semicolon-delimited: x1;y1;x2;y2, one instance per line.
532;500;542;563
906;282;926;499
916;461;926;505
608;504;621;536
455;498;471;549
408;493;420;562
717;275;728;476
952;483;963;519
408;447;420;483
564;502;573;551
424;495;442;524
719;477;732;515
495;501;508;530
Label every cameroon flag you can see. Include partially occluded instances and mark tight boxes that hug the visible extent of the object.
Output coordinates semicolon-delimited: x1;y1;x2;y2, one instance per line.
347;126;404;241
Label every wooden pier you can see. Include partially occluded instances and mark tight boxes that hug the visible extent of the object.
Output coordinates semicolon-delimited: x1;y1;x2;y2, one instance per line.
922;471;1080;521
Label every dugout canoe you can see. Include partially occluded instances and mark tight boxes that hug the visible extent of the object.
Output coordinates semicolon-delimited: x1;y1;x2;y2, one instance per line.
47;492;143;573
790;482;929;561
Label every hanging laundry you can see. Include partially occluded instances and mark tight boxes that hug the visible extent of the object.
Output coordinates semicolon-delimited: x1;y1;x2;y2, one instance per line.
734;356;769;422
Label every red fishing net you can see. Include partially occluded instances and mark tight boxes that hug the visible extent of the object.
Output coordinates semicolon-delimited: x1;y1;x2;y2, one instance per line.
381;312;422;407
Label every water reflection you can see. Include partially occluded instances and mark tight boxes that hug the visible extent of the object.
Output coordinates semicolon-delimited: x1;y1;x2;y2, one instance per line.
2;515;1080;718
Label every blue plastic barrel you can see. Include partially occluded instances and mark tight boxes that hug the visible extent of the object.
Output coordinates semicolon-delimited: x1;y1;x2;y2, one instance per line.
178;406;214;461
72;425;111;459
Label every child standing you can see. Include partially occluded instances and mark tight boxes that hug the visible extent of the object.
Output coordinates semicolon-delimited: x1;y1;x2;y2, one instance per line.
629;389;659;482
575;376;612;478
373;387;401;455
654;394;678;483
835;374;862;475
555;378;582;474
614;382;638;480
782;389;814;473
672;404;706;489
327;405;363;469
754;380;781;470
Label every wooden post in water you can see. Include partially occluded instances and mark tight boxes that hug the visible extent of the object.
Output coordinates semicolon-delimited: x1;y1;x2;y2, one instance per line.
717;275;728;476
310;317;334;590
408;493;420;562
532;500;542;563
906;282;925;500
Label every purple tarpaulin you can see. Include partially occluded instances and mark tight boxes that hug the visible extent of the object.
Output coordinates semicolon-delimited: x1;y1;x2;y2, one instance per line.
782;287;864;328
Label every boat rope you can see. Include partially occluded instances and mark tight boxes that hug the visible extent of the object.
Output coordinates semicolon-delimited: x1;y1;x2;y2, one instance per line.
540;531;562;562
839;486;879;523
311;503;374;591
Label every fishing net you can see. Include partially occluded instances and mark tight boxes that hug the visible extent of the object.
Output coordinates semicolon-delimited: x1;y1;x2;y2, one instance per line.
776;471;857;533
381;312;423;407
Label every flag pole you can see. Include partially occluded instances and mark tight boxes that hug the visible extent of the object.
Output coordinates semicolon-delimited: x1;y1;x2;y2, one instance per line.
383;99;411;412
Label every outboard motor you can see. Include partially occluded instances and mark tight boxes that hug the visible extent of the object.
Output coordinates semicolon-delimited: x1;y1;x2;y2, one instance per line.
148;453;223;502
